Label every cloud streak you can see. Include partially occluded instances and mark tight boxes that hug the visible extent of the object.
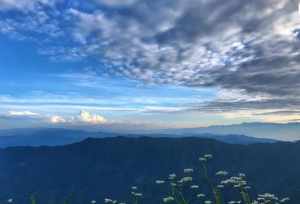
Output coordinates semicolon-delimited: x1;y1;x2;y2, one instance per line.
8;110;39;117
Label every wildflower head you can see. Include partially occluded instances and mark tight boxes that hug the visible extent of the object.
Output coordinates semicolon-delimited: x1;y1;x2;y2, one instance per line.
170;182;177;187
238;173;246;178
180;176;193;183
217;184;225;189
91;200;96;204
190;185;199;189
280;197;290;203
168;173;176;180
104;198;113;203
216;170;229;176
155;180;165;184
204;154;213;159
7;199;13;203
197;193;206;198
228;201;241;204
221;175;247;188
132;192;143;197
163;196;175;203
199;157;207;162
184;168;194;173
199;154;213;162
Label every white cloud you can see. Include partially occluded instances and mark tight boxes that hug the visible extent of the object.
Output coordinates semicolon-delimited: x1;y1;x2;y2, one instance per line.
95;0;139;7
0;0;54;11
218;109;300;124
68;8;115;44
216;89;272;103
49;115;66;124
1;0;300;120
142;106;188;113
8;110;39;117
79;110;107;124
48;111;107;125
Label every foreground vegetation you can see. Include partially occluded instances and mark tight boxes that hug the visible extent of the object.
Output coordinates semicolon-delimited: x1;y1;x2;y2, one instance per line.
5;154;290;204
104;154;290;204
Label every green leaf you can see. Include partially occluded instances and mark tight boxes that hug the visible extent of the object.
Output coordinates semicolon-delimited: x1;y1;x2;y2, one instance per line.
30;195;37;204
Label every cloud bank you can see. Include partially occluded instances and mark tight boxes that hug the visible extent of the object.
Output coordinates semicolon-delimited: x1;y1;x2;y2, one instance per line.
79;110;107;124
49;110;107;125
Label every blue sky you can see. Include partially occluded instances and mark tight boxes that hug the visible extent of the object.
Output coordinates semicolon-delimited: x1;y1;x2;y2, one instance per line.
0;34;221;129
0;0;300;130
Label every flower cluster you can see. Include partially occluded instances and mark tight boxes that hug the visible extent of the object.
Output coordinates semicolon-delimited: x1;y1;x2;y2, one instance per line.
100;153;290;204
5;153;292;204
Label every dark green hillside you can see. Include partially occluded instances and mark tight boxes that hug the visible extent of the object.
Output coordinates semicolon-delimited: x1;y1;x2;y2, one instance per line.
0;137;299;204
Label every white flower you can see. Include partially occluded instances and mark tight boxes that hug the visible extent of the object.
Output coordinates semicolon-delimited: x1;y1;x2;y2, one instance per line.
181;176;193;182
204;154;213;159
197;194;206;198
199;157;207;162
258;193;278;201
216;171;228;176
184;168;194;173
204;200;212;204
156;180;165;184
217;184;224;188
163;196;175;203
133;193;143;197
7;199;13;203
190;185;199;189
131;186;138;190
169;173;177;180
91;200;96;204
104;198;113;203
170;183;177;187
228;201;241;204
238;173;246;178
221;176;247;187
280;197;290;203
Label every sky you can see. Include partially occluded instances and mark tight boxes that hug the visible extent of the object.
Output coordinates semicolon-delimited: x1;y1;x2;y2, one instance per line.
0;0;300;130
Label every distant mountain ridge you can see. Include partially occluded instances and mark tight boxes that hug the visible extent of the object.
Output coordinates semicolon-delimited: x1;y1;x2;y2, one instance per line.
0;128;116;147
154;122;300;141
0;128;278;147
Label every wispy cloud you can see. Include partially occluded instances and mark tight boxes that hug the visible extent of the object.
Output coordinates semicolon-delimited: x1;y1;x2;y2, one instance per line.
8;110;39;117
0;0;55;11
94;0;139;7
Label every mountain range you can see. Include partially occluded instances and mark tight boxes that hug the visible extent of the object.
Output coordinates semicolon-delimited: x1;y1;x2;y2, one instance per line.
154;122;300;141
0;137;299;204
0;128;278;147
